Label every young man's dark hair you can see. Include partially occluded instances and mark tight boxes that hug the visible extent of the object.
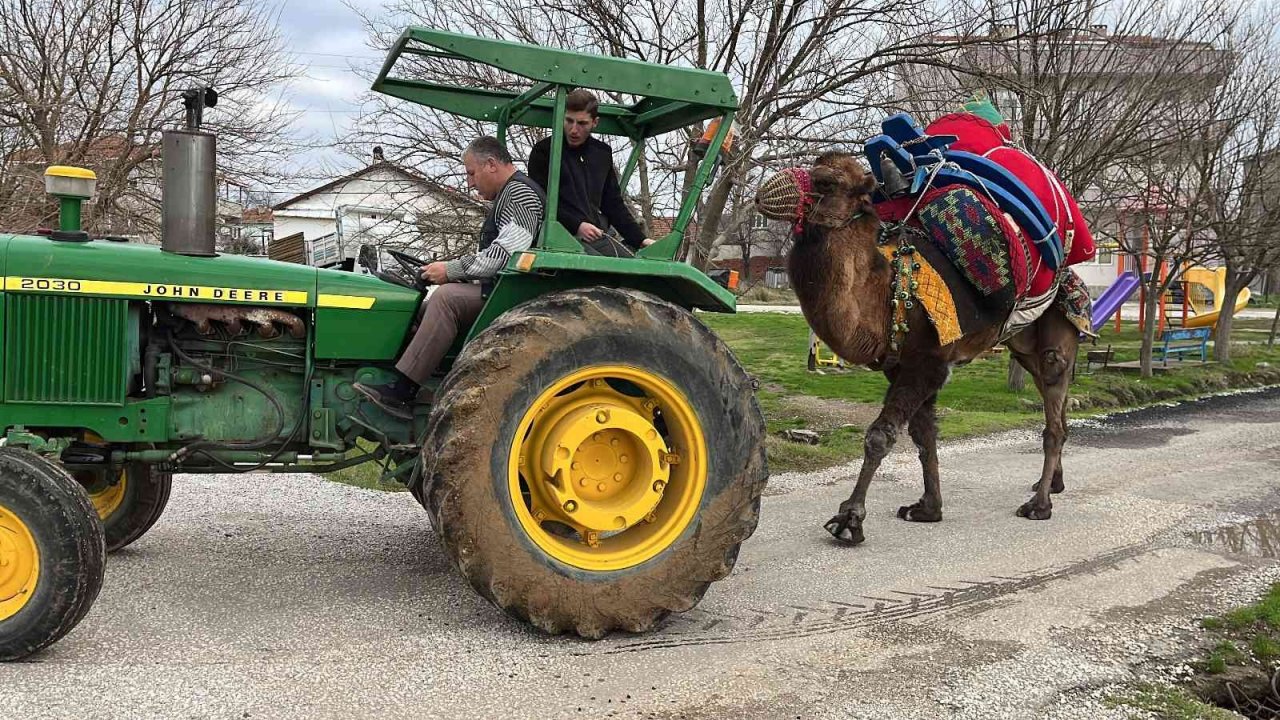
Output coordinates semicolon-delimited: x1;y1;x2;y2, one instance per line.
528;88;650;255
565;89;599;118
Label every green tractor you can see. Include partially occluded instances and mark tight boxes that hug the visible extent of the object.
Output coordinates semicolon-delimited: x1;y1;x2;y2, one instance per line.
0;28;767;659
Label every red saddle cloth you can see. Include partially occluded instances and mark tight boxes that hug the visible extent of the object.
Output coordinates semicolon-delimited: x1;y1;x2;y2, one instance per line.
875;113;1097;299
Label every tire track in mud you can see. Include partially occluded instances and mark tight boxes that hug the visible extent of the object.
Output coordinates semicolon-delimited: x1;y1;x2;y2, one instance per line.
580;542;1150;655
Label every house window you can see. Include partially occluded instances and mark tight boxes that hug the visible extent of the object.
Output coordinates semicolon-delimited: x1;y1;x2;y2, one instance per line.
1095;248;1114;265
751;214;770;230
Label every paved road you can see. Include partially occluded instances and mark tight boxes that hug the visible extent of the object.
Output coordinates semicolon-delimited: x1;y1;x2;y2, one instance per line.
6;390;1280;719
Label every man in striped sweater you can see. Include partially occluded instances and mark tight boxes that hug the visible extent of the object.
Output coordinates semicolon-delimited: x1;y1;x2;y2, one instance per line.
354;136;545;419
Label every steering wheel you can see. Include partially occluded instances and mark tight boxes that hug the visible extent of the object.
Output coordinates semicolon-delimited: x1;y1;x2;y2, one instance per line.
372;249;432;293
389;248;430;275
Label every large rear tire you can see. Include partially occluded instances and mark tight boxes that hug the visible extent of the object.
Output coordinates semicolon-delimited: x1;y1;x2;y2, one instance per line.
421;287;767;638
0;448;105;661
79;464;172;552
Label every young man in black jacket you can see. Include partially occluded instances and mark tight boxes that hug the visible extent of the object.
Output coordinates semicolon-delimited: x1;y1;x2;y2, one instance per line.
528;89;651;256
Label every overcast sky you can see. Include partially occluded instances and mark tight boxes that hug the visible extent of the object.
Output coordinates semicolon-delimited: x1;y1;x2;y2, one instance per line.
268;0;388;196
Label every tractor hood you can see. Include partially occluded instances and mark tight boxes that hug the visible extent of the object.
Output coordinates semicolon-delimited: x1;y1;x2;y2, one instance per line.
0;233;421;360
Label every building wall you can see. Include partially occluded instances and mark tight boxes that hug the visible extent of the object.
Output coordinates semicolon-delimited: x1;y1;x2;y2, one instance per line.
272;167;479;267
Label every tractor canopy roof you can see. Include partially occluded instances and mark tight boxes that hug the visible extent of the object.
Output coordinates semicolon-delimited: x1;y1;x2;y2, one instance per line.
371;27;738;139
369;26;737;274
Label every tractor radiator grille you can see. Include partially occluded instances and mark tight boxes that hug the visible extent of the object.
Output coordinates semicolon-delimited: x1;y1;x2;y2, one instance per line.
4;294;129;405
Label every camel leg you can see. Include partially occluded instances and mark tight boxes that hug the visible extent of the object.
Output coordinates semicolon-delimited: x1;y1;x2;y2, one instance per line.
825;363;948;544
1010;351;1067;495
1013;311;1078;520
897;391;943;522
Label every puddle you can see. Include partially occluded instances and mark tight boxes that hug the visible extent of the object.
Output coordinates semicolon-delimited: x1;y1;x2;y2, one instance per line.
1188;510;1280;559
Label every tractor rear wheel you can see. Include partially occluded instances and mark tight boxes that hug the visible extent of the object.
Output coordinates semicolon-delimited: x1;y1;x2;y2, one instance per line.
421;287;767;638
79;463;172;552
0;447;105;661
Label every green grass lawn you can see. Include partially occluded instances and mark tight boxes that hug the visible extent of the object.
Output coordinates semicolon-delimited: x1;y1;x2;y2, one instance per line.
324;310;1280;490
698;311;1280;474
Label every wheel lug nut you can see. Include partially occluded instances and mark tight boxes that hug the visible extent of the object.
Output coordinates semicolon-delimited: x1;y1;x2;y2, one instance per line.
596;410;609;424
620;455;628;464
579;478;588;487
597;482;607;492
571;461;581;470
563;500;577;513
613;473;623;482
653;480;665;493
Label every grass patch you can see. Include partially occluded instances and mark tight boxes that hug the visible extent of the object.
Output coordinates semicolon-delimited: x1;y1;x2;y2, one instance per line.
320;308;1280;492
1107;682;1239;720
1218;583;1280;631
700;311;1280;474
735;284;798;305
1206;641;1246;674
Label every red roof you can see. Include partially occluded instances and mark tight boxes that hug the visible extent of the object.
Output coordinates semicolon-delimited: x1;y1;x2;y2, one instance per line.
7;135;158;165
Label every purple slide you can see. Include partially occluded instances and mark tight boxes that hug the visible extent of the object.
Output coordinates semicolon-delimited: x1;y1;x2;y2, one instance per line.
1090;271;1141;332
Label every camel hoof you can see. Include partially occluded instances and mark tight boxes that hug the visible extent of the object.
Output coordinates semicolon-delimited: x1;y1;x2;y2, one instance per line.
1016;501;1053;520
897;502;942;523
824;512;865;545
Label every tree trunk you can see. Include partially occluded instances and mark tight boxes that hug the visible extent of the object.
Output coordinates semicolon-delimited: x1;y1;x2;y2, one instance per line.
1214;273;1247;363
1007;356;1027;392
689;174;735;271
1269;304;1279;348
1264;302;1274;348
1140;285;1160;378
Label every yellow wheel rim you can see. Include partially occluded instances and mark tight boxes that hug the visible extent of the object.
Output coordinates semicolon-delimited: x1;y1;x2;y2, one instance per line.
509;365;707;572
0;505;39;621
85;470;127;521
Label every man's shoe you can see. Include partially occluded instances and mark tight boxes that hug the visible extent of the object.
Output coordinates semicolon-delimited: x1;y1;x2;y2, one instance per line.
353;382;414;421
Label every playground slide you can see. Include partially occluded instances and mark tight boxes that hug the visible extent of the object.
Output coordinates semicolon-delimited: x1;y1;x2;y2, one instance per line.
1090;271;1141;332
1183;287;1251;328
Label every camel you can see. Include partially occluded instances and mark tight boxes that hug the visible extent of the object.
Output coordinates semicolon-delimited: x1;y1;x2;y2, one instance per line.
761;151;1081;545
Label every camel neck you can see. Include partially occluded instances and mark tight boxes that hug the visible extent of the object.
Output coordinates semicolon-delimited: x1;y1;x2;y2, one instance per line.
788;216;892;366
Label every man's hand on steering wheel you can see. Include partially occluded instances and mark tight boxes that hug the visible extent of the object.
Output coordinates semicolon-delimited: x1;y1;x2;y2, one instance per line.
421;262;449;285
373;248;433;292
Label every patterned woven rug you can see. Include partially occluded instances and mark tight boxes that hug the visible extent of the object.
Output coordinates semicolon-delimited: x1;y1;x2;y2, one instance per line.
915;185;1028;302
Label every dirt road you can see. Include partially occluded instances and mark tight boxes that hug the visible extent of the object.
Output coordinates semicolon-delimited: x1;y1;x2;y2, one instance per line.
5;389;1279;719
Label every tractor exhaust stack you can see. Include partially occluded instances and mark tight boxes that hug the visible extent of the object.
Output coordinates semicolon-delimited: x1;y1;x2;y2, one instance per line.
162;88;219;257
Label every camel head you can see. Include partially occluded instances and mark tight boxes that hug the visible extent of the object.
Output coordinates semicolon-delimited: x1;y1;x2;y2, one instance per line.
754;152;877;234
806;152;877;229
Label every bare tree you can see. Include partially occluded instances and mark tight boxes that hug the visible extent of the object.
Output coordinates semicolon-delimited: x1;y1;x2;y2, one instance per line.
1192;14;1280;362
1106;155;1219;375
903;0;1236;192
0;0;298;239
351;0;1032;270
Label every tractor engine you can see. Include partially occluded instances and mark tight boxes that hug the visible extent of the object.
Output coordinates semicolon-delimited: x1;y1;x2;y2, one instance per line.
149;302;310;449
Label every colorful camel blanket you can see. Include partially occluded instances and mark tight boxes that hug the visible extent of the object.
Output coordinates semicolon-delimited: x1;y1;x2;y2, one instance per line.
879;185;1094;346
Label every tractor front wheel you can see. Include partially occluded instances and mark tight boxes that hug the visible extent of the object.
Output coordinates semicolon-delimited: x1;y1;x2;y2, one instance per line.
0;448;105;661
79;463;172;553
421;287;767;638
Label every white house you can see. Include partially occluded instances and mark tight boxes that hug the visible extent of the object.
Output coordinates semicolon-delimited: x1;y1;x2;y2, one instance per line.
271;150;482;269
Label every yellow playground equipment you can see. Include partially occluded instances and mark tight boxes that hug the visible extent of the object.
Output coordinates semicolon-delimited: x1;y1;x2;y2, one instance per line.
1180;266;1251;329
808;330;846;370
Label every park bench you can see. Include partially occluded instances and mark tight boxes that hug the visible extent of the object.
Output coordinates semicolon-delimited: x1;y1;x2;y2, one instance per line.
1155;326;1211;364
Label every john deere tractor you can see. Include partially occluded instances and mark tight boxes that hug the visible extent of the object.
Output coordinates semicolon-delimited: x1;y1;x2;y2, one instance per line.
0;28;767;659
